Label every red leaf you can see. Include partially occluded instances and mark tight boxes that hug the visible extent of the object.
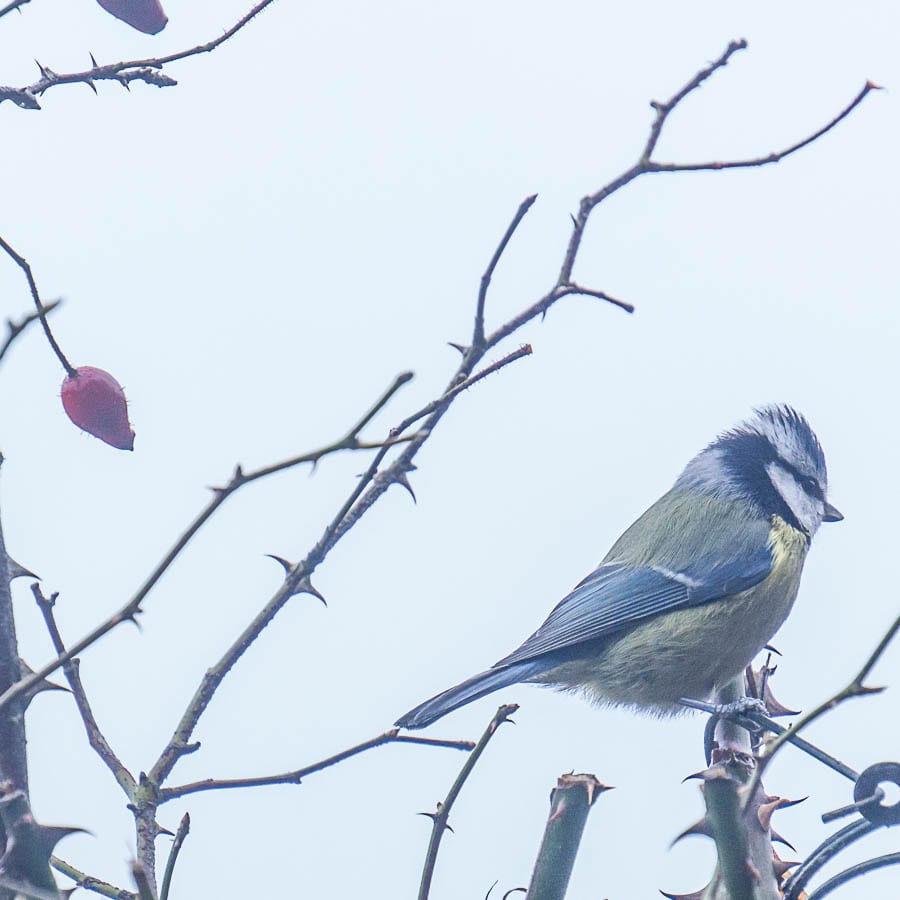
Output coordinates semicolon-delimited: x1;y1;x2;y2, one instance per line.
61;367;135;451
95;0;168;35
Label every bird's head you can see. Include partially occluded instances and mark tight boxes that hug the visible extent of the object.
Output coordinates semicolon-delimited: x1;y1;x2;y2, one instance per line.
677;405;842;539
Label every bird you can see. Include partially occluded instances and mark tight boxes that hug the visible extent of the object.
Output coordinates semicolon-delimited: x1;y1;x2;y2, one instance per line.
396;405;842;730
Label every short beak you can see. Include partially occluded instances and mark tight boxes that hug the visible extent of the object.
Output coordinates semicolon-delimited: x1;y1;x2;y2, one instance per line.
823;500;844;523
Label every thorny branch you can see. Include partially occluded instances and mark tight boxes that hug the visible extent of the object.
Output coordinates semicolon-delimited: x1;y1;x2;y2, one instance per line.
159;730;474;802
32;585;136;796
417;706;518;900
0;0;278;109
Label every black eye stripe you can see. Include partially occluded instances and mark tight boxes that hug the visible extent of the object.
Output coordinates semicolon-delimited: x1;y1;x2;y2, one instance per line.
780;461;824;500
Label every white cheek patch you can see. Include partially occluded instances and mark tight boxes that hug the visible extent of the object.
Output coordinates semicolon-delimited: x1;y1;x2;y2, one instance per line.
766;462;823;536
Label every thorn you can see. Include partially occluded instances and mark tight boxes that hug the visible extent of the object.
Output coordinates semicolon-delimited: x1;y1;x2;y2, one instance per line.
670;817;711;845
89;52;98;68
172;741;201;756
770;828;796;851
295;577;326;606
118;75;132;91
18;658;70;707
773;796;806;809
7;556;38;580
34;59;55;79
757;797;793;831
762;644;782;656
682;769;708;782
33;823;89;854
746;663;798;717
447;341;468;355
393;470;417;503
85;79;97;95
569;213;577;227
866;80;885;91
265;554;295;575
660;888;708;900
155;821;174;837
857;684;886;696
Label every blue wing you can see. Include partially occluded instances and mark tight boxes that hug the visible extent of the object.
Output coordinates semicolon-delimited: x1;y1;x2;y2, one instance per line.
495;547;773;667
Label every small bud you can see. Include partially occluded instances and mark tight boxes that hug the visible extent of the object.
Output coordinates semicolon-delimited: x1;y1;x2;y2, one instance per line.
61;366;135;451
95;0;168;34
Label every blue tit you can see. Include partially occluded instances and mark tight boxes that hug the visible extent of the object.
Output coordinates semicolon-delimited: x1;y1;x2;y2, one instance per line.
396;405;842;729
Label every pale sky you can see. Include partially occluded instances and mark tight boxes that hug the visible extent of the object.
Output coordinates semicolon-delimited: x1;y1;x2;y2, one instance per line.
1;2;898;898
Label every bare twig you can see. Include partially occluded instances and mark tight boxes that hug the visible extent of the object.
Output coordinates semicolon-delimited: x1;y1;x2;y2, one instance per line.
392;345;533;437
244;371;413;480
440;345;533;404
746;612;900;800
159;729;474;802
51;856;137;899
0;0;278;109
417;705;518;900
642;39;749;161
0;372;414;715
649;81;880;174
0;299;61;366
158;813;190;900
32;584;136;797
473;195;538;348
0;237;74;374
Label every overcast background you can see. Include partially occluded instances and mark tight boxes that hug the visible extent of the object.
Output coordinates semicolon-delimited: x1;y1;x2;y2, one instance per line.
0;1;898;898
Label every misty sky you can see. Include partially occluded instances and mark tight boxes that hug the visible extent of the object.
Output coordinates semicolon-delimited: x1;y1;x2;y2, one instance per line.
0;2;898;898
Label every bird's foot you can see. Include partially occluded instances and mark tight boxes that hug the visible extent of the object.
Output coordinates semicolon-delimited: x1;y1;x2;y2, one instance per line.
680;695;768;724
680;696;771;764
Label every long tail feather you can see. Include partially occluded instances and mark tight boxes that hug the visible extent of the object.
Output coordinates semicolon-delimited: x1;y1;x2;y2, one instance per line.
395;660;549;729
